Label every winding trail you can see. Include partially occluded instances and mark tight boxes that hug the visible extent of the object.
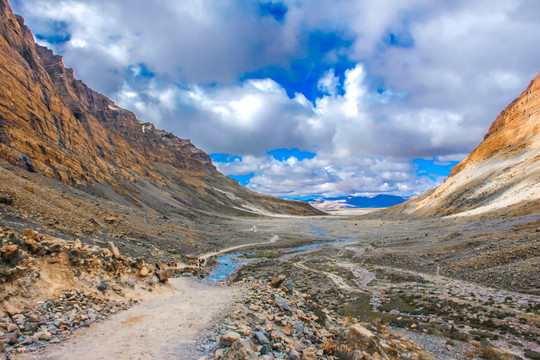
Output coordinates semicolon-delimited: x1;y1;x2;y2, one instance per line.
199;235;279;260
19;278;242;360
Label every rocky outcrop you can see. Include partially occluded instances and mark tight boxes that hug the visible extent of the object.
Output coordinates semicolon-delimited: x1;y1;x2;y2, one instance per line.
0;0;322;217
451;73;540;177
391;72;540;217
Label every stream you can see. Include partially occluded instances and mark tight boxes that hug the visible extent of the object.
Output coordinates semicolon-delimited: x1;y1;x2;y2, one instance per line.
206;224;356;282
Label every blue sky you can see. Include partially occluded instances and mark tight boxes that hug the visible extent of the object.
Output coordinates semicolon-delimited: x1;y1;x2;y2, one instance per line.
10;0;540;199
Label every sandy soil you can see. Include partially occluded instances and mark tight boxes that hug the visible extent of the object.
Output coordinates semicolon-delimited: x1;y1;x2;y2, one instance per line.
17;278;242;360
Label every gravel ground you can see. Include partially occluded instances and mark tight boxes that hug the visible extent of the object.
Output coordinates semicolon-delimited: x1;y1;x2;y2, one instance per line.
392;328;478;360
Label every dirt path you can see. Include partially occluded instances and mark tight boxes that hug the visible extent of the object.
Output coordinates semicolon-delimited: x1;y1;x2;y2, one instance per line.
199;235;279;260
19;278;242;360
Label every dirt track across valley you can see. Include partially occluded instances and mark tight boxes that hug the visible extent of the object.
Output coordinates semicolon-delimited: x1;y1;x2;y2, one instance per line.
17;278;242;360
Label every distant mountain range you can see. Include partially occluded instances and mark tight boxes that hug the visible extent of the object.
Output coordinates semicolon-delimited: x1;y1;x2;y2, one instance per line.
309;194;409;210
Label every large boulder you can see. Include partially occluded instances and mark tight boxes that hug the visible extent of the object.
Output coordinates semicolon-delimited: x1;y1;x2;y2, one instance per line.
347;324;379;354
1;244;20;263
220;331;241;347
268;275;286;288
221;339;258;360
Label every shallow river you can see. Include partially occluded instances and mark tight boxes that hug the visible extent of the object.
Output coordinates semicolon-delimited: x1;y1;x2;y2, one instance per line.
206;223;356;282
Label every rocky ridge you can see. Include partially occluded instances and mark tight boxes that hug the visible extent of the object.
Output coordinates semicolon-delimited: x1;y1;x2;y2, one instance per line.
0;0;321;306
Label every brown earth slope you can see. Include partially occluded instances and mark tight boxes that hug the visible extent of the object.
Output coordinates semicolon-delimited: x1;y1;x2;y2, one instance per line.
390;72;540;217
0;0;321;220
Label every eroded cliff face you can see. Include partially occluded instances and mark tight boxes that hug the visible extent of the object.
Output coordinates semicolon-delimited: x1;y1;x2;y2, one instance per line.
392;73;540;217
0;6;214;187
0;0;321;217
450;73;540;176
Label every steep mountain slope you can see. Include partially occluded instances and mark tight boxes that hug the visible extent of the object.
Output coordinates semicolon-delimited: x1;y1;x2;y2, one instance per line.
0;0;320;218
0;0;322;263
392;72;540;217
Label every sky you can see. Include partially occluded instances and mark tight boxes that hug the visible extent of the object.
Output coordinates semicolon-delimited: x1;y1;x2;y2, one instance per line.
10;0;540;199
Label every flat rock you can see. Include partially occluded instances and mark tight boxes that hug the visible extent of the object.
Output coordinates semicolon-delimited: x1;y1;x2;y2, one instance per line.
21;337;34;345
275;296;292;312
254;331;269;344
3;332;18;344
283;324;292;336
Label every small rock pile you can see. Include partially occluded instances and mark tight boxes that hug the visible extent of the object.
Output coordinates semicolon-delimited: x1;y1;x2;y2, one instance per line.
1;290;135;354
206;275;432;360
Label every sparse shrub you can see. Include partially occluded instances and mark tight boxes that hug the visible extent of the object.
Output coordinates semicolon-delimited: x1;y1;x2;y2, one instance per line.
8;233;21;245
335;344;356;360
463;349;480;359
482;345;499;359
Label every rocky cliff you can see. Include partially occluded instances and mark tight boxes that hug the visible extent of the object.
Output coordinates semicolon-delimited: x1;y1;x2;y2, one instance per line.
0;0;321;264
0;5;212;186
392;73;540;217
0;0;321;218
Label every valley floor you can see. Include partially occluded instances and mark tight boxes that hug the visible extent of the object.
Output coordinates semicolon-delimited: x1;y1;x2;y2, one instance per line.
3;211;540;359
229;213;540;359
